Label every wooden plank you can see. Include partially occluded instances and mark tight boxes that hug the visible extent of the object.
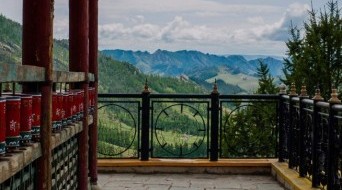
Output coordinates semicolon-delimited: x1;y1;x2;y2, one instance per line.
0;63;92;83
53;71;85;83
50;115;92;150
50;121;83;150
88;73;95;82
53;71;94;82
0;143;42;184
0;63;45;82
97;159;276;167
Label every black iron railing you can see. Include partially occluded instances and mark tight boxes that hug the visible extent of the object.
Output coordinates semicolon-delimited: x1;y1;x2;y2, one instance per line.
278;90;342;190
97;92;279;160
97;85;341;190
97;84;342;190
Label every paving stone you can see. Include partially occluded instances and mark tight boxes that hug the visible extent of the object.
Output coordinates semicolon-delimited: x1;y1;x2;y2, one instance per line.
98;173;284;190
102;187;147;190
214;181;241;189
171;180;190;187
145;184;171;190
257;183;285;190
146;177;173;185
190;179;215;188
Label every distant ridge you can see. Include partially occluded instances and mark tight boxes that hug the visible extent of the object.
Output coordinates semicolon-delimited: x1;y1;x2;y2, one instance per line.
102;49;284;78
227;54;284;61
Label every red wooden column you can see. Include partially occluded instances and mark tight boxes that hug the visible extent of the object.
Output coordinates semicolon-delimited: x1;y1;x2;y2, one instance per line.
22;0;54;189
69;0;89;189
89;0;99;186
22;0;36;69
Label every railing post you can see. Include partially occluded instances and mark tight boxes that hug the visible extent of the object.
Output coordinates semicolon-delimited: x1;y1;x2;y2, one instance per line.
299;86;309;177
278;84;286;162
210;81;219;161
312;87;324;187
141;80;150;161
327;88;340;190
288;83;298;169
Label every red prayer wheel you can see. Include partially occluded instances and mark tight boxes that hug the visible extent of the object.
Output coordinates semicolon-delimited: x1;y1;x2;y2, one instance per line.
91;87;95;108
6;96;21;148
79;90;84;119
62;93;68;127
20;95;32;143
52;93;62;132
0;98;6;154
31;94;41;141
75;90;82;121
88;87;95;114
68;91;76;123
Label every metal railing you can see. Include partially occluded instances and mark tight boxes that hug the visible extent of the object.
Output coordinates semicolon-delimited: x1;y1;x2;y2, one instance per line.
97;84;341;190
97;92;279;160
279;92;342;190
98;86;342;190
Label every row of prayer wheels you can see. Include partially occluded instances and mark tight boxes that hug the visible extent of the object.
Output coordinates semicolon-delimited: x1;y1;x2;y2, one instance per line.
0;87;95;155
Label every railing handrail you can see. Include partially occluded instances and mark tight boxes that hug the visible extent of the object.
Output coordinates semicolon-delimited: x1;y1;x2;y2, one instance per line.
98;93;142;98
98;93;280;100
332;104;342;111
150;94;211;99
220;94;279;99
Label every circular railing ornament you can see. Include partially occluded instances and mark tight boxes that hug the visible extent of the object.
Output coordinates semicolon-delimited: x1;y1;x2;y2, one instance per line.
98;104;137;157
154;103;206;157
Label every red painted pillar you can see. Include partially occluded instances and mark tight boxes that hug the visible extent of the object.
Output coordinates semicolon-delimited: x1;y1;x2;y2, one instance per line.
69;0;89;189
89;0;99;186
22;0;54;189
22;0;36;68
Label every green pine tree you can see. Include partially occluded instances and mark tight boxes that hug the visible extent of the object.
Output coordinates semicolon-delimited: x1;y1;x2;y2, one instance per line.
256;60;277;94
221;60;277;158
282;1;342;98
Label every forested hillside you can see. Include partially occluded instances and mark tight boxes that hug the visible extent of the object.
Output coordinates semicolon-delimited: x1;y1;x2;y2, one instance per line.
0;15;69;70
99;55;206;93
0;15;22;65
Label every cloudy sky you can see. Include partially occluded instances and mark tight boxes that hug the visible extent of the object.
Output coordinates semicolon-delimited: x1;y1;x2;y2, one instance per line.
0;0;329;56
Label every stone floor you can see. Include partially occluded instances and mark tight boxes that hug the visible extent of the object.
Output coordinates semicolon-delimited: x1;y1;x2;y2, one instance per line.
97;173;285;190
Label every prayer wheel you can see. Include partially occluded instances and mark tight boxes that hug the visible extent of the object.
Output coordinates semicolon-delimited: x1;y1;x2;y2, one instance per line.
6;96;21;148
20;95;33;144
0;98;6;154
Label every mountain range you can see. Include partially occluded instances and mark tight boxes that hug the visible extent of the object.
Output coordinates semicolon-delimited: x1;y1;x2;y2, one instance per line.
101;49;284;92
102;49;284;77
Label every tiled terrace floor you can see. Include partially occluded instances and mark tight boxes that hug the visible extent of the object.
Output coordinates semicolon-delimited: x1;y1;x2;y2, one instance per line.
98;173;285;190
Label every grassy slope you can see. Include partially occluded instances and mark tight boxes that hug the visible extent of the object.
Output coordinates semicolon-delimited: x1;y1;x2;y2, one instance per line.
98;55;207;94
206;67;259;93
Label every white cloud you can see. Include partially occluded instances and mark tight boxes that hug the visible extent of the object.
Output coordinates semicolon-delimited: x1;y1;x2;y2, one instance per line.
132;24;160;39
230;3;310;43
254;3;310;41
54;19;69;39
247;17;265;25
100;0;279;16
99;16;229;47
